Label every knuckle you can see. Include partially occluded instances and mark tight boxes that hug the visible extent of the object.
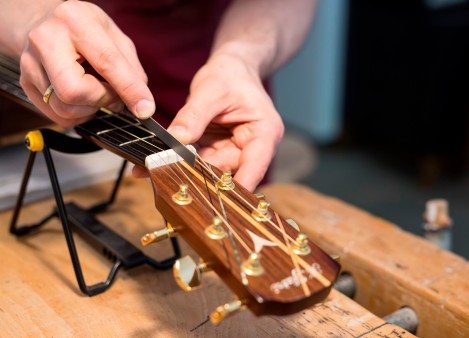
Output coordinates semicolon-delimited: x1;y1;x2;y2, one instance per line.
95;49;119;74
52;1;81;22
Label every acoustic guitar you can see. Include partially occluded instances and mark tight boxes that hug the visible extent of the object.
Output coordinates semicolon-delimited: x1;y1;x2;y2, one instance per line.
0;55;340;323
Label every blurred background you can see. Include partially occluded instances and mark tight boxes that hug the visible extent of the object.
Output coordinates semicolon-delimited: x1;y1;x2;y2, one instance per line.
272;0;469;259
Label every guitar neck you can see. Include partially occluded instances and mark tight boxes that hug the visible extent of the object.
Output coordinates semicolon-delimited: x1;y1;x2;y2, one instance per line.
75;110;172;168
0;55;38;111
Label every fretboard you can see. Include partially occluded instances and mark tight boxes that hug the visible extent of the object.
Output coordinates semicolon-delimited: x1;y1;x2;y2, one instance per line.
75;110;171;167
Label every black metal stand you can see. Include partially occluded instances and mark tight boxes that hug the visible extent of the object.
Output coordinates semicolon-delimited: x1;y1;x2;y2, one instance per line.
9;128;181;296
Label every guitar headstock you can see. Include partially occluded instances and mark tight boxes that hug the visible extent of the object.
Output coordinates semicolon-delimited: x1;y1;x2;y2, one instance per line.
143;154;341;323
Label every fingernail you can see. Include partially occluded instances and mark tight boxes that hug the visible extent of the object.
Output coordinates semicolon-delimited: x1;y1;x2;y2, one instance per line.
107;101;124;112
135;99;155;118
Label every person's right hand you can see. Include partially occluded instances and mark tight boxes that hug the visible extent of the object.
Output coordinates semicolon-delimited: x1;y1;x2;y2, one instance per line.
19;0;155;127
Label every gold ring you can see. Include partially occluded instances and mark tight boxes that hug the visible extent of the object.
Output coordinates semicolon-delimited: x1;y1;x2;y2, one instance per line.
42;84;54;104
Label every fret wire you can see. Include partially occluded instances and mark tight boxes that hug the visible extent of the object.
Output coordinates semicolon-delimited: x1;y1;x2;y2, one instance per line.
119;135;153;146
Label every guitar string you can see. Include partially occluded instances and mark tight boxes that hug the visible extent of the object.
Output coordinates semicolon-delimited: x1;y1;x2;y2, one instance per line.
172;161;252;253
201;164;234;272
208;163;249;285
275;211;310;296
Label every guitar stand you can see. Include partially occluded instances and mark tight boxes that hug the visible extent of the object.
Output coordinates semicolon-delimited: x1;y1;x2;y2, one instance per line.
9;128;181;296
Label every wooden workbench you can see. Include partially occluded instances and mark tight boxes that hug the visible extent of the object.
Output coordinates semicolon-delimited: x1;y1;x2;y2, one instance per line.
0;177;413;337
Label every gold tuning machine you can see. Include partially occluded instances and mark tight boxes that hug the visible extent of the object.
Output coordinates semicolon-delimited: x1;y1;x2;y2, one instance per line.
292;233;311;256
172;184;192;205
217;170;235;190
252;200;271;222
210;300;246;324
173;256;211;291
205;217;227;240
241;253;264;277
140;223;176;246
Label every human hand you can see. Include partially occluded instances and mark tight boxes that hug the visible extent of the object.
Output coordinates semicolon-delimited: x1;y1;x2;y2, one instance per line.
19;0;154;127
167;53;285;191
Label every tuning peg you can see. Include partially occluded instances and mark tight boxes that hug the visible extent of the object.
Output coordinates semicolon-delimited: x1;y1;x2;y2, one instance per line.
173;256;211;291
252;200;271;222
210;300;246;324
141;223;176;246
286;218;300;231
217;170;235;190
292;233;311;256
205;217;227;240
172;184;192;205
241;253;264;277
330;253;340;264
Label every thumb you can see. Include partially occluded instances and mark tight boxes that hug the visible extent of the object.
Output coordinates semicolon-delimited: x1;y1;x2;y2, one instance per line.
167;100;216;145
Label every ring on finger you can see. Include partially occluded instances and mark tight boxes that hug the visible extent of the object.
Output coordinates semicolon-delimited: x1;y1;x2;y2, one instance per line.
42;84;54;104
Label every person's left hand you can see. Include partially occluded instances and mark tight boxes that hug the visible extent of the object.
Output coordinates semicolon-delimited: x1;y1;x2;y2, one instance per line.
168;52;284;191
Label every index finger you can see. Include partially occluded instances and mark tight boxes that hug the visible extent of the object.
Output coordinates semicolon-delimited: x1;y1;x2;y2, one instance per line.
39;5;154;118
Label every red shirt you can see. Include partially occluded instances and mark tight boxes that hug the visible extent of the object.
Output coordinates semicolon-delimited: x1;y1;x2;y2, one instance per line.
91;0;229;127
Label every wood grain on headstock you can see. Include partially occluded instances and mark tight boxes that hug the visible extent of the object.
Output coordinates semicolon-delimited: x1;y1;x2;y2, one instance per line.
148;159;340;316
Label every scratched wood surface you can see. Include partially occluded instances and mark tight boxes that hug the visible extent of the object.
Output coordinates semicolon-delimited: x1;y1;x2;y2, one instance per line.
261;183;469;338
0;177;412;337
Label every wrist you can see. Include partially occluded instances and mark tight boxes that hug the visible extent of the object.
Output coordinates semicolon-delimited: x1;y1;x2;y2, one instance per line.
210;40;275;80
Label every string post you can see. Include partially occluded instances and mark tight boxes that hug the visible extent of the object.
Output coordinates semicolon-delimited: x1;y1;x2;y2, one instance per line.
292;233;311;256
241;253;264;277
217;170;235;191
252;200;272;222
172;184;192;205
205;217;227;240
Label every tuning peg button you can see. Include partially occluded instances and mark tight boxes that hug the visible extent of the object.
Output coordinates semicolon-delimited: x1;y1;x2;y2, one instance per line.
141;223;176;246
210;300;246;324
173;256;211;291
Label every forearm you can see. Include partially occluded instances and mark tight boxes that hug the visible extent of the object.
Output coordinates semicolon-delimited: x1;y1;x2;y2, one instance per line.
0;0;63;58
211;0;317;78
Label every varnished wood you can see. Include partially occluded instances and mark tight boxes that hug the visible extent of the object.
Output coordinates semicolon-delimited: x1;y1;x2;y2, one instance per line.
0;178;414;337
261;183;469;338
